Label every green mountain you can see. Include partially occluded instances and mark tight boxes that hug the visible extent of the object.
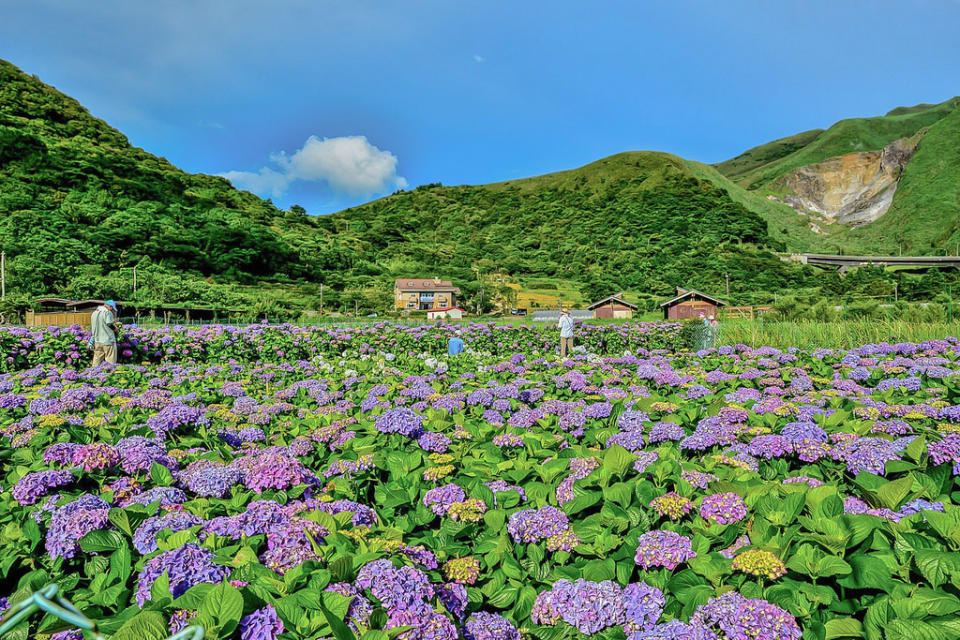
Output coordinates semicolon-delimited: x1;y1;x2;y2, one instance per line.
716;97;960;254
2;56;958;316
315;151;819;306
0;59;328;314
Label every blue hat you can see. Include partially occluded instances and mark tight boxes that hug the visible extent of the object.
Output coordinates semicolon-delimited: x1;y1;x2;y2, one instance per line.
105;299;117;311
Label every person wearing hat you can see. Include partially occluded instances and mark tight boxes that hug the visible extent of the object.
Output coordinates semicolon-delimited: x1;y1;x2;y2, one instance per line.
90;299;120;366
447;329;465;357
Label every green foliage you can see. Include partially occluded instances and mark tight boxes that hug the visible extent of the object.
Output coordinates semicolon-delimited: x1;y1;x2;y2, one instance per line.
4;331;960;638
2;56;959;318
718;97;958;189
320;154;815;303
716;96;960;256
0;59;324;302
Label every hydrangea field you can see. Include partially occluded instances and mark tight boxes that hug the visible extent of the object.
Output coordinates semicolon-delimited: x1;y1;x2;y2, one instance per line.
3;322;960;640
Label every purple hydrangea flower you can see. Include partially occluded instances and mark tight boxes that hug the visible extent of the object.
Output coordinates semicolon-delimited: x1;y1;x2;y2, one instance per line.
418;431;451;453
375;408;425;437
11;470;75;505
699;493;747;524
423;484;466;516
634;530;696;570
463;612;521;640
239;605;284;640
690;591;801;639
355;559;435;611
180;461;243;498
45;494;111;560
133;512;204;554
135;543;229;606
507;506;569;543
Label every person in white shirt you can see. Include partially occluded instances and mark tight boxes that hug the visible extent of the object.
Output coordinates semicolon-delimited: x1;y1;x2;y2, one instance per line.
557;309;575;357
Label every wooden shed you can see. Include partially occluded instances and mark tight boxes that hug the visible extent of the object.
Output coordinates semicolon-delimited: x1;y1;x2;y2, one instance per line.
25;298;108;329
660;288;728;320
587;292;638;319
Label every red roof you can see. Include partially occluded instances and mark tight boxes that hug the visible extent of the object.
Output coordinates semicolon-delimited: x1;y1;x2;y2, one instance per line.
395;278;460;293
427;306;464;312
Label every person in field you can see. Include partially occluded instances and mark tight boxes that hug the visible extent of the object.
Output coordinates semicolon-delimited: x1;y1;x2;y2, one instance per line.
447;329;465;356
707;313;719;349
90;299;120;366
448;330;465;356
558;308;575;357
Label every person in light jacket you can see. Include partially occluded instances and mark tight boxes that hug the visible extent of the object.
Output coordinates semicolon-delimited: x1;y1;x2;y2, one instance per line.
90;299;120;366
448;330;465;356
558;309;575;357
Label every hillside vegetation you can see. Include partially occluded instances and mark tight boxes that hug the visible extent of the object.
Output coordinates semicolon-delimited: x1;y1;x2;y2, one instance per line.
716;97;960;255
839;107;960;252
3;57;960;316
0;59;327;314
317;151;818;306
717;98;958;189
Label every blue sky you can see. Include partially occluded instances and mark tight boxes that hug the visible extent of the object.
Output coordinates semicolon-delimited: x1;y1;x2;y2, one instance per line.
3;0;959;214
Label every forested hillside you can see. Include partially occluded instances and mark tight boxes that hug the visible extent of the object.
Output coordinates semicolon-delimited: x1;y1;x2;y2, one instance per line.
0;59;327;313
317;152;817;305
2;57;959;317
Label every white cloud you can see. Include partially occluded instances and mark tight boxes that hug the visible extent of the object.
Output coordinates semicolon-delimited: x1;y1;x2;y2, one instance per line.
473;54;485;63
221;135;406;198
219;167;290;198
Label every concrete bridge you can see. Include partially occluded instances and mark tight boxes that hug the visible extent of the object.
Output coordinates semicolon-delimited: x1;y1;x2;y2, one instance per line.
785;253;960;273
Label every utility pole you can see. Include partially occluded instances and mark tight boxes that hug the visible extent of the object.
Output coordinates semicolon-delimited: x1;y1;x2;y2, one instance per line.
133;265;137;294
899;243;902;256
894;282;898;303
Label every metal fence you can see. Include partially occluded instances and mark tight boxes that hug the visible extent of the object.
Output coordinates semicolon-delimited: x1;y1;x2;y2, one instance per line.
0;584;201;640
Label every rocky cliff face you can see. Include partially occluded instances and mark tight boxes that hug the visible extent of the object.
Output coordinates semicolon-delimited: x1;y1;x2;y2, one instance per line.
774;138;916;228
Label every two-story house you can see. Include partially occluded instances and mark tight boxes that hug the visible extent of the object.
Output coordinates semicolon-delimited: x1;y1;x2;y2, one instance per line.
394;278;461;311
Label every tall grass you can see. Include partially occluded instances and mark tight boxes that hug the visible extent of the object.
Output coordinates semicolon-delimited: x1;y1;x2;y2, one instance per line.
718;319;960;351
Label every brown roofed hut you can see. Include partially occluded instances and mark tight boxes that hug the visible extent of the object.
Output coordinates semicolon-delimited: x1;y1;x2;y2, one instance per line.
587;292;638;319
660;288;728;320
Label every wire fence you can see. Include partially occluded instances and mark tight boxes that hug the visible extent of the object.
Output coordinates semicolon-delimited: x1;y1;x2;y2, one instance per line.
0;584;202;640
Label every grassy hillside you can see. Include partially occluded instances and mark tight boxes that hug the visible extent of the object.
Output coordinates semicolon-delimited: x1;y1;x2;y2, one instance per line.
714;96;960;256
318;151;820;307
0;59;327;314
717;98;959;189
680;159;826;252
458;151;823;252
713;128;823;182
838;107;960;253
4;55;959;316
